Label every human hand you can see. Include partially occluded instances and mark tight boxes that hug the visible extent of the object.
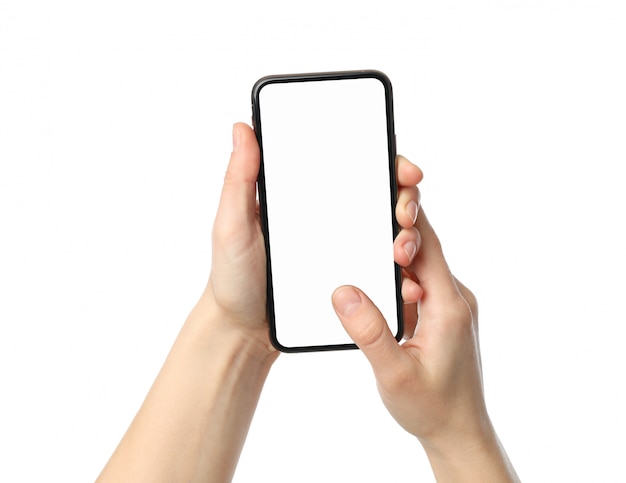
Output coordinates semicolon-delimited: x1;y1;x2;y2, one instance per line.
332;157;519;480
97;124;278;483
195;122;275;353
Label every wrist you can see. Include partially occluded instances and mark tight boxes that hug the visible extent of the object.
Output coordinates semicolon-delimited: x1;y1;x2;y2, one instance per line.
98;291;278;483
420;418;520;483
184;289;279;369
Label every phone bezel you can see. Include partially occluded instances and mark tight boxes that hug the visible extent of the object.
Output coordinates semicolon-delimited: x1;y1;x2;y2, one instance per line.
251;70;403;353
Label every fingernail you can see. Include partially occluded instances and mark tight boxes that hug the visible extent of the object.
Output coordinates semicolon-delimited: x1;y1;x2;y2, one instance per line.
406;200;418;225
403;240;417;261
334;287;362;317
232;124;241;151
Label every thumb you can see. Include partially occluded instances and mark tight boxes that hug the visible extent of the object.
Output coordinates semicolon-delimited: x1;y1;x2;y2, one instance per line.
213;123;260;241
332;286;404;372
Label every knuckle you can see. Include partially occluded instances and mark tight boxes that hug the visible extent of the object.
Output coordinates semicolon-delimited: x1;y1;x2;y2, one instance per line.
434;297;474;337
355;317;387;351
454;278;479;320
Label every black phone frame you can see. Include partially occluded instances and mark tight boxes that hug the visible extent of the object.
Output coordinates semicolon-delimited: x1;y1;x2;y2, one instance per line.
251;70;403;353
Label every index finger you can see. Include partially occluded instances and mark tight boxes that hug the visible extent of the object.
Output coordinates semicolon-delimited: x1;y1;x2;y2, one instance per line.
413;208;463;306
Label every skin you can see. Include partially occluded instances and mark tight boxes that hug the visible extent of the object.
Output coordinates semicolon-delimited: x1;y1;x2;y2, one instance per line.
97;123;520;482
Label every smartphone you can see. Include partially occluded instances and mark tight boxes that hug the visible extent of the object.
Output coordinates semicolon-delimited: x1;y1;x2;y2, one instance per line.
251;70;403;353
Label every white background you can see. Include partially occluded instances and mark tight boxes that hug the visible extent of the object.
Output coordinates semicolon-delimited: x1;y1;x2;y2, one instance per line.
1;1;625;481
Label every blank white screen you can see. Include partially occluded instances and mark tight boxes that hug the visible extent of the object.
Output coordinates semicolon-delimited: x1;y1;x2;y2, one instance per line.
258;76;399;349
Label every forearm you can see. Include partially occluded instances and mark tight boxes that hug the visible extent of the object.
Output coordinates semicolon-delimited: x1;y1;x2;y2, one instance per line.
97;299;278;483
421;421;520;483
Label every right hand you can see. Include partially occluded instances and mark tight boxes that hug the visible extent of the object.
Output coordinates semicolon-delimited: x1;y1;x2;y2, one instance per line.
331;166;487;450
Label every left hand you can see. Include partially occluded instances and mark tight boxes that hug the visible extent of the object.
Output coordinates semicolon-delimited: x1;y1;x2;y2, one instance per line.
202;123;273;352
